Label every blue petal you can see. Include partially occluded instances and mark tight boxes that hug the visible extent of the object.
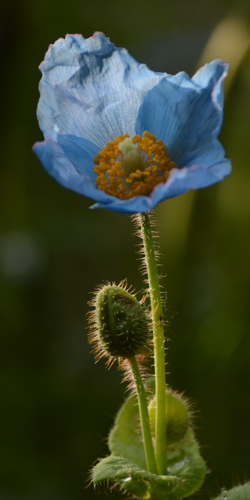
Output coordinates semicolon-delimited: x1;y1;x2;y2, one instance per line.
37;33;165;149
90;195;154;214
150;159;232;206
57;134;99;179
32;136;115;204
135;60;228;169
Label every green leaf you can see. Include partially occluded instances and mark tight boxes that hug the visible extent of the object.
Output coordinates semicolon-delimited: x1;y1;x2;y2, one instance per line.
98;391;206;499
213;483;250;500
163;429;206;499
92;455;181;498
108;392;147;469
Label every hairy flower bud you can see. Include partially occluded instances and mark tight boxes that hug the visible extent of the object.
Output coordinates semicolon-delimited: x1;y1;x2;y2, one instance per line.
148;390;190;444
89;283;150;362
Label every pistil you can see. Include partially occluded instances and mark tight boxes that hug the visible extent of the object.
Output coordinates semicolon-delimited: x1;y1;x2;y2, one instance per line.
118;137;145;177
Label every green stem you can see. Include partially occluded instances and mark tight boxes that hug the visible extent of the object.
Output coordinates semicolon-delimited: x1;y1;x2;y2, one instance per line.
129;357;158;474
139;212;166;475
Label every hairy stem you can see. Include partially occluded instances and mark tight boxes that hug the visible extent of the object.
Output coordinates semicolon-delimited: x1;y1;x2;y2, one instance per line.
139;212;166;475
129;357;158;474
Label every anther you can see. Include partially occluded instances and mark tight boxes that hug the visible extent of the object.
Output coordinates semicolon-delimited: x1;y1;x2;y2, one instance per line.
93;132;175;200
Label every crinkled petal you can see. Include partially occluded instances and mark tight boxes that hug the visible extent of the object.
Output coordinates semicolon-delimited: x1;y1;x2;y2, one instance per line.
135;60;228;168
37;33;165;149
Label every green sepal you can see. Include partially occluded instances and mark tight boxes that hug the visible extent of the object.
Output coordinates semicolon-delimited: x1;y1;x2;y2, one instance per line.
93;390;206;499
212;483;250;500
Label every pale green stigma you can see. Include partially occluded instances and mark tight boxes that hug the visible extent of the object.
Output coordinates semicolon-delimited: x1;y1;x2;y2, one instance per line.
118;137;136;154
118;137;145;177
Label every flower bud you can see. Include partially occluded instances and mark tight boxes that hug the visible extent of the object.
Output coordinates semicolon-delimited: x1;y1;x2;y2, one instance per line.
90;284;150;361
148;390;190;444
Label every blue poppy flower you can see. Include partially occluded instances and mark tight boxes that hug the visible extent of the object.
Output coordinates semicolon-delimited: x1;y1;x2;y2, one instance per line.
32;33;231;214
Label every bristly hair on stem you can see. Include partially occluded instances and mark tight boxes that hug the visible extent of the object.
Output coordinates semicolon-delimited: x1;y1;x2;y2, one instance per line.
131;211;162;279
131;211;170;342
132;211;168;475
132;211;164;292
121;355;153;396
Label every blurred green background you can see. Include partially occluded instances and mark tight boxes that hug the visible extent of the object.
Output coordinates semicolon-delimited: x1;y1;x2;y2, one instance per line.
1;0;250;499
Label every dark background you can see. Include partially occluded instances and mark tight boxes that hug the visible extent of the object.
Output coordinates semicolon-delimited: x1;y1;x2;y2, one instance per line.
1;0;250;499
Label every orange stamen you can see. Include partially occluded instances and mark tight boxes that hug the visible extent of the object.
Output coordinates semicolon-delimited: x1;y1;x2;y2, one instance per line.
93;131;175;199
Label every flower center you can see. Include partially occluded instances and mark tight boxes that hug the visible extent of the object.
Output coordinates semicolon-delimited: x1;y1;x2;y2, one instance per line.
93;131;175;200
